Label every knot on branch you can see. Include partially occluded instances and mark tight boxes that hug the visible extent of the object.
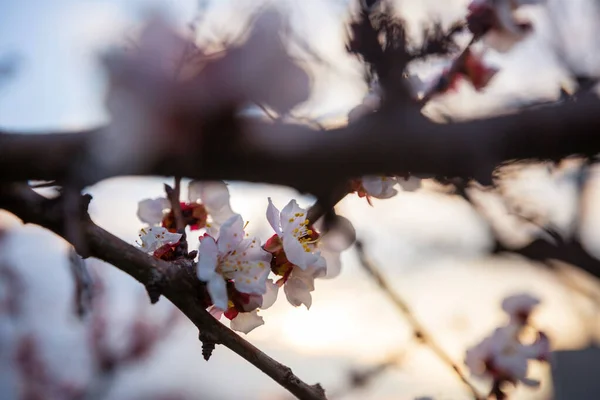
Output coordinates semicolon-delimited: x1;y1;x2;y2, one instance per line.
145;270;166;304
199;330;220;361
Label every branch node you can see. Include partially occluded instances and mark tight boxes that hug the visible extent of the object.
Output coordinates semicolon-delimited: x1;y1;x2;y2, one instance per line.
145;270;166;304
199;330;219;361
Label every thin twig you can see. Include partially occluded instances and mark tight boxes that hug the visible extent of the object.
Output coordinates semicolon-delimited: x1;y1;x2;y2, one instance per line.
328;351;404;399
354;240;484;400
166;177;186;234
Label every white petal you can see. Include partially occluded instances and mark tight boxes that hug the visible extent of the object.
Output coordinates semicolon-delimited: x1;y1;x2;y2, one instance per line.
397;176;422;192
230;310;264;334
502;293;540;319
280;199;307;233
284;277;313;309
282;233;315;270
217;214;245;254
197;236;219;281
361;176;384;197
494;0;523;35
261;280;279;310
189;180;231;211
241;294;263;312
226;237;271;295
321;249;342;279
138;227;181;253
137;198;170;225
266;198;282;236
318;215;356;252
207;276;228;311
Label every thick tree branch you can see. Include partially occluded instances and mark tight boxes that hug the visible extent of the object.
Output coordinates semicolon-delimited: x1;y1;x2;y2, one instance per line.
0;184;326;400
2;95;600;192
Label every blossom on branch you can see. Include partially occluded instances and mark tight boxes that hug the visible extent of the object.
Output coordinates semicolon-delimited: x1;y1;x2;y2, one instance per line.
264;199;354;308
351;176;399;203
137;227;182;253
196;214;272;311
465;325;549;387
465;293;550;396
136;180;235;234
467;0;545;52
266;198;325;271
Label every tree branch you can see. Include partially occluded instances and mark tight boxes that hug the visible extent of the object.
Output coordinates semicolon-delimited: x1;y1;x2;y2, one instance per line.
2;95;600;192
0;184;327;400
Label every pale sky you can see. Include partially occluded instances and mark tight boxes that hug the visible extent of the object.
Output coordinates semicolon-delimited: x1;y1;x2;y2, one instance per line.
1;1;600;399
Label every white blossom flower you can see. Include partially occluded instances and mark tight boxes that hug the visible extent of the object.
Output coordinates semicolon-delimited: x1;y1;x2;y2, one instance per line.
502;293;540;325
266;198;325;271
197;214;272;310
188;180;235;235
468;0;545;53
361;176;399;199
137;197;171;225
136;180;234;234
138;227;182;253
465;324;548;386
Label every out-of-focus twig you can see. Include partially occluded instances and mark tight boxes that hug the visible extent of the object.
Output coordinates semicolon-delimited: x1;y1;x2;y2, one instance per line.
328;351;404;399
68;248;94;318
354;240;484;400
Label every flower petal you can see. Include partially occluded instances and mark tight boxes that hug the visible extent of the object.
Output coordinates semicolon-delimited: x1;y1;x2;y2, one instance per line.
266;198;282;236
189;180;230;211
280;199;307;233
217;214;245;254
197;235;219;281
138;227;181;253
321;249;342;279
284;276;312;309
207;276;228;311
282;233;316;270
261;279;279;310
137;197;170;225
230;238;272;295
230;310;264;334
318;215;356;252
397;176;422;192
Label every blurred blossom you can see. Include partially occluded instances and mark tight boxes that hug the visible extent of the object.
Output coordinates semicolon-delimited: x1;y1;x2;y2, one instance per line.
467;0;546;53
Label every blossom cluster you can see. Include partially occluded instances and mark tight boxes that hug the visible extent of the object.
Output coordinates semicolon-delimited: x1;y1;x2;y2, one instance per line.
136;181;354;334
465;293;550;395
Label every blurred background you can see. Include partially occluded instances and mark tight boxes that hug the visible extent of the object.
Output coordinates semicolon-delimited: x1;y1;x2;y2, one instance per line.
2;0;600;399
